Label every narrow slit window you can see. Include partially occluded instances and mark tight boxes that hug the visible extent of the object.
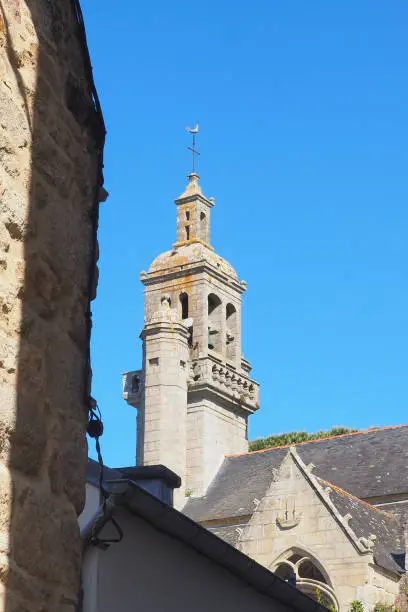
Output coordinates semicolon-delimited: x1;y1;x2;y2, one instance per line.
180;293;189;319
185;225;190;241
200;212;208;241
185;211;190;220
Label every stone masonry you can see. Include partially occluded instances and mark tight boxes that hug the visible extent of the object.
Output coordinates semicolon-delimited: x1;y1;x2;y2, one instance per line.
124;173;260;507
0;1;103;610
237;450;401;611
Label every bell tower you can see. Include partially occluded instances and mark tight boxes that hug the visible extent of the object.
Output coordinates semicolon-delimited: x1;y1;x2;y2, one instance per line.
123;150;260;506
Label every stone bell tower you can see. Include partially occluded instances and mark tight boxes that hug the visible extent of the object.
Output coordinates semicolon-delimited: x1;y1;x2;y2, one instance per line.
123;171;260;506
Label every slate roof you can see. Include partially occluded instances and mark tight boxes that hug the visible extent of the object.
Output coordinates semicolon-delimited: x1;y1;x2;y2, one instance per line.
375;501;408;522
317;477;405;575
207;523;248;548
206;479;406;576
184;425;408;523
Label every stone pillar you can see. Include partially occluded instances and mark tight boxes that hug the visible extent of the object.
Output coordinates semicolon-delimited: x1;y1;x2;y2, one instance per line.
0;1;103;610
141;318;189;508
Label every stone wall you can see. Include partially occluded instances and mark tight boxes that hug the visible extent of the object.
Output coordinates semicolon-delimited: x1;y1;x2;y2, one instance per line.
364;564;400;610
237;452;400;612
0;1;103;610
186;395;248;497
140;318;189;508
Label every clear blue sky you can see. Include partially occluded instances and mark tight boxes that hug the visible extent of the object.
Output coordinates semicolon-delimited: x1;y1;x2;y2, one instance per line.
81;0;408;467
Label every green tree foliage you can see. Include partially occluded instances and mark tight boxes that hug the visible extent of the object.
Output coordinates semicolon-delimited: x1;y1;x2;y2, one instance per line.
249;427;358;452
349;602;364;612
315;587;336;611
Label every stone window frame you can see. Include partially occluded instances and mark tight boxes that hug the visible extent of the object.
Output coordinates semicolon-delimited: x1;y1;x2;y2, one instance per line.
272;548;338;611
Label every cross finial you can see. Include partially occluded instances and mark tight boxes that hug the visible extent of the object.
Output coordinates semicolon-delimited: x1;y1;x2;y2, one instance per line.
186;123;200;174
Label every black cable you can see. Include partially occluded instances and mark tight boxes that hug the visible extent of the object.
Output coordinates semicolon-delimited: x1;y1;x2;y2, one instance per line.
87;400;123;546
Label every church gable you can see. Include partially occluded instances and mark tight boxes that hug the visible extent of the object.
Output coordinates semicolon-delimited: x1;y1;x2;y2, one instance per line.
237;448;370;564
233;448;405;611
317;478;405;576
237;449;375;610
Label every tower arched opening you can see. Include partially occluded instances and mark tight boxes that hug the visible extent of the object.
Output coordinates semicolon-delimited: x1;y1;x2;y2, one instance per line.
180;292;189;320
226;303;237;362
208;293;222;353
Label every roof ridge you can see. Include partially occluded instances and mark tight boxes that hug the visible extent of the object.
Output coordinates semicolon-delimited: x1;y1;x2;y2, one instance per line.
226;424;408;458
316;477;392;518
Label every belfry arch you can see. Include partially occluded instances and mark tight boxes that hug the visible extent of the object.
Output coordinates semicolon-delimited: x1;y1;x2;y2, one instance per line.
208;293;222;353
226;302;237;362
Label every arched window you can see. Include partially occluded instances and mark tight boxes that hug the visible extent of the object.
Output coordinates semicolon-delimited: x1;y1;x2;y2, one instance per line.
226;303;237;362
208;293;222;352
180;292;189;319
273;550;337;611
274;563;293;581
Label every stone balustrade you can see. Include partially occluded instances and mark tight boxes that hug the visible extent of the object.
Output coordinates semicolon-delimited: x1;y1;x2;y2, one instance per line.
124;359;260;413
189;356;260;412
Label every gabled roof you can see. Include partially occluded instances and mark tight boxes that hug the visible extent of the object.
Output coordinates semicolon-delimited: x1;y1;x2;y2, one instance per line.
204;447;406;577
207;522;248;548
184;425;408;523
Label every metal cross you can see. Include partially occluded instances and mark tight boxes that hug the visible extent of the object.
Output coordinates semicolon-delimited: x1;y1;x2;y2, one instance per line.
186;124;200;173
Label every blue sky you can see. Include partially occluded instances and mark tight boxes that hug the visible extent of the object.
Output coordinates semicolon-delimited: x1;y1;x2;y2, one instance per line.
81;0;408;467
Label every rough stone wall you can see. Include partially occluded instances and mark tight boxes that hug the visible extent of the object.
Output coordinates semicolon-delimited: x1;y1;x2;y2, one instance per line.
0;1;102;610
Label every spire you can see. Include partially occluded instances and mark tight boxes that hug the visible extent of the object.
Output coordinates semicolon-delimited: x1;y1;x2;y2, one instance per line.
174;127;214;247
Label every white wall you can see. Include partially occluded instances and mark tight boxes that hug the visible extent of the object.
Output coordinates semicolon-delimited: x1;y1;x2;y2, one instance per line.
78;483;100;532
82;507;295;612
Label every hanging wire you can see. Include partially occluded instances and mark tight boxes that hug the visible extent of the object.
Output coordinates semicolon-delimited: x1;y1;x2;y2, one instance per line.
87;399;123;546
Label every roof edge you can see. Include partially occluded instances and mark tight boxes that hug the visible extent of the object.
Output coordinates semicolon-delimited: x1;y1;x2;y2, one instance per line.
227;425;408;458
289;447;375;557
118;480;328;612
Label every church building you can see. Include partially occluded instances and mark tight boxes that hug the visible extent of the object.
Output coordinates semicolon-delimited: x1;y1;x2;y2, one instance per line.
123;169;408;612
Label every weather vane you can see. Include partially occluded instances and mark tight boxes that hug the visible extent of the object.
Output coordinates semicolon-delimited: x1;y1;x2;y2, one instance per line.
186;123;200;174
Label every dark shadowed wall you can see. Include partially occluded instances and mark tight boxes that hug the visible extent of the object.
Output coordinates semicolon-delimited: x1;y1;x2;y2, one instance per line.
0;0;103;609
